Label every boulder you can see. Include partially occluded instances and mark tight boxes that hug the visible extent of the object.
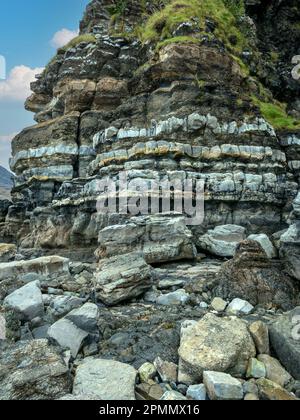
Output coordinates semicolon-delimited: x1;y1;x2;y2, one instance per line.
4;281;44;321
214;240;299;310
280;222;300;281
198;225;246;257
256;378;298;401
178;313;256;383
226;298;254;316
154;357;178;383
96;215;196;264
186;384;207;401
65;303;99;334
94;253;153;305
47;318;88;358
47;295;85;320
211;297;228;312
73;359;137;400
249;321;270;355
248;234;277;259
269;308;300;380
156;289;190;306
160;391;187;401
257;355;292;387
136;382;164;400
203;371;243;401
0;339;71;400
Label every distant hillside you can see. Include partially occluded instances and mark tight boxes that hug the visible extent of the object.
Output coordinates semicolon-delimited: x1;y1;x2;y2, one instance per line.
0;166;13;199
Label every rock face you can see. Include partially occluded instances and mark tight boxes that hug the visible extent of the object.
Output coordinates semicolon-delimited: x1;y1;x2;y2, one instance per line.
0;339;71;400
214;240;299;310
178;314;256;383
73;359;137;400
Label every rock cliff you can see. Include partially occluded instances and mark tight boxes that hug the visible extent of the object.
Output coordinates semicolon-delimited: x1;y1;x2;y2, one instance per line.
0;0;300;401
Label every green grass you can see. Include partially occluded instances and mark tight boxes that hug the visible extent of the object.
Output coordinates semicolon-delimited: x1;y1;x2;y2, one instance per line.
58;34;96;53
252;97;300;130
156;35;201;50
136;0;247;53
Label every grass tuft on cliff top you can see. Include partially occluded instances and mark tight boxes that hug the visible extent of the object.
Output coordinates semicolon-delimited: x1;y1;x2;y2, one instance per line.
58;34;97;53
252;97;300;130
137;0;247;53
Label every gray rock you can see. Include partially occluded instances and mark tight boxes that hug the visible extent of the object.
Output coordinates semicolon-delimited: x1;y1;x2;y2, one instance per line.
160;391;187;400
94;253;153;305
73;359;137;400
211;297;228;312
203;371;243;401
178;313;256;383
65;303;99;334
154;357;178;383
157;289;190;306
138;362;157;383
48;318;88;358
0;339;70;400
248;234;277;259
0;314;6;340
226;298;254;316
198;225;246;257
4;281;44;321
269;308;300;380
48;295;85;320
32;325;50;339
186;384;207;400
280;222;300;281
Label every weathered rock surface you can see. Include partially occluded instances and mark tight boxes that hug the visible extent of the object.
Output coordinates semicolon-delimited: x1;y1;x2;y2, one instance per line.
94;253;153;305
249;321;270;355
257;355;292;388
215;240;299;310
198;225;246;257
4;281;44;321
269;308;300;380
178;313;256;383
203;371;244;401
0;339;70;400
0;244;16;262
256;378;298;401
280;222;300;282
48;318;88;358
73;359;137;400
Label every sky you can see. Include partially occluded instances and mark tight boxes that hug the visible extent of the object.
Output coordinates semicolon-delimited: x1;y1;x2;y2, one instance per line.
0;0;90;170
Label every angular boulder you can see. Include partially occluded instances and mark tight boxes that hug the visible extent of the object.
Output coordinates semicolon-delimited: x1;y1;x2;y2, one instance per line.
248;234;277;259
203;371;243;401
96;214;196;264
198;225;246;257
4;281;44;321
269;307;300;380
94;253;153;305
178;313;256;383
0;339;71;400
65;303;99;335
73;359;137;400
214;240;299;310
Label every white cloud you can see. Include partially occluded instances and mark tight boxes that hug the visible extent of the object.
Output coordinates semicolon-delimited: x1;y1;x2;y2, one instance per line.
0;133;16;169
51;28;79;48
0;66;44;102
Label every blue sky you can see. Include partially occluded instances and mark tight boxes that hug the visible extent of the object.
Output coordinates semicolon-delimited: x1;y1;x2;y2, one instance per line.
0;0;90;169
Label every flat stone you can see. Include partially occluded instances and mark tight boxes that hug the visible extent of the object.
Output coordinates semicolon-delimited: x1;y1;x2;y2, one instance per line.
203;371;243;401
211;297;228;312
186;384;207;400
157;289;190;306
249;321;270;355
257;355;292;387
247;358;266;379
226;298;254;316
48;318;88;358
135;382;164;400
4;281;44;321
73;359;137;400
154;357;178;383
